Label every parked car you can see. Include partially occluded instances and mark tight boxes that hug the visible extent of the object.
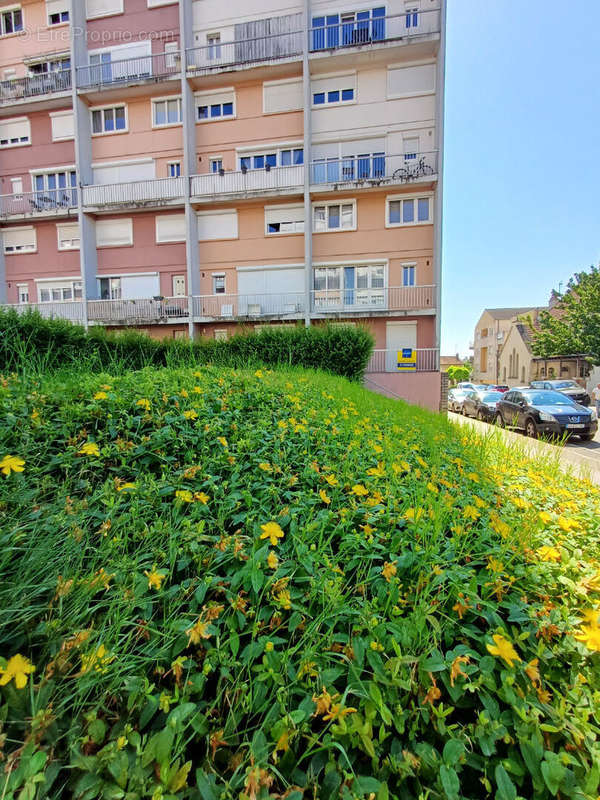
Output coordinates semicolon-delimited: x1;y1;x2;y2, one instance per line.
495;389;598;441
462;390;505;421
530;380;590;406
448;388;470;413
489;385;509;393
456;382;477;391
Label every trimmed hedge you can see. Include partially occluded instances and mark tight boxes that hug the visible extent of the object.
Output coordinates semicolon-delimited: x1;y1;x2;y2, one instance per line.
0;309;374;381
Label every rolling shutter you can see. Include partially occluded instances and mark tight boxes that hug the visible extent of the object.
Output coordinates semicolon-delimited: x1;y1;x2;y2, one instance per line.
264;78;303;113
156;214;186;243
388;64;435;96
50;111;74;141
96;218;133;247
197;210;238;241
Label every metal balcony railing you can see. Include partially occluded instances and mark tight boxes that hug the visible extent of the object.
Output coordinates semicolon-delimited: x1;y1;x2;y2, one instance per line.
186;29;303;73
311;152;437;187
87;297;188;323
312;285;435;313
366;348;440;373
0;70;71;105
190;165;304;200
309;8;440;52
3;301;85;323
82;177;186;208
76;50;180;89
191;293;306;321
0;188;78;218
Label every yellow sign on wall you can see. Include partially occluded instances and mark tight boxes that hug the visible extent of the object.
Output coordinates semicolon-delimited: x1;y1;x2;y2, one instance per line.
397;348;416;372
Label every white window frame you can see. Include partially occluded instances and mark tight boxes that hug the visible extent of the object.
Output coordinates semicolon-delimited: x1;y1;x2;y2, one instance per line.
210;157;224;174
401;262;417;287
91;104;128;136
265;204;305;236
206;32;221;60
57;222;80;251
312;85;356;108
212;273;226;295
312;200;357;233
36;277;82;302
148;0;177;6
10;177;23;196
3;225;36;254
47;5;69;26
385;193;432;228
195;88;236;123
86;0;124;20
167;161;181;177
0;116;31;149
151;95;182;129
17;283;29;304
237;141;304;171
0;5;23;36
164;40;179;68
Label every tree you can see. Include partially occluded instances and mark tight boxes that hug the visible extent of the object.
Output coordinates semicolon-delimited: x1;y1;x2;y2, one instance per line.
530;266;600;363
447;365;471;385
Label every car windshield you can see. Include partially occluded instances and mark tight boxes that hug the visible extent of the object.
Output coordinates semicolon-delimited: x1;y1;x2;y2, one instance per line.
482;392;503;402
522;391;575;406
552;381;579;389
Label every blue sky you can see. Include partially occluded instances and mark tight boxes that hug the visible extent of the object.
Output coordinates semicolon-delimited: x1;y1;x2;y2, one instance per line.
441;0;600;356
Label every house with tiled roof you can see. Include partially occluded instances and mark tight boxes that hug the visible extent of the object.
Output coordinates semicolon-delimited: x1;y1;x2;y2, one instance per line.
470;307;542;383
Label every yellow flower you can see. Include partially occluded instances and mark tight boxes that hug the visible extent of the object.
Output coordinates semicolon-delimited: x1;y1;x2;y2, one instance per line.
183;409;198;420
382;561;397;582
536;545;561;563
144;570;165;590
319;489;331;505
175;490;193;503
351;484;369;497
275;588;292;610
267;551;279;569
80;644;114;674
136;399;151;411
186;617;211;645
324;474;338;486
194;491;210;504
193;386;203;394
574;624;600;652
0;455;25;476
486;634;521;667
260;522;285;546
217;437;228;448
312;686;334;716
525;658;541;684
558;516;579;532
467;472;479;483
117;482;136;492
94;391;108;400
463;505;480;521
322;703;357;723
116;735;127;750
0;654;35;689
367;463;385;478
539;511;553;525
404;507;424;523
79;442;100;458
254;370;264;378
265;641;274;652
427;482;439;494
259;462;272;472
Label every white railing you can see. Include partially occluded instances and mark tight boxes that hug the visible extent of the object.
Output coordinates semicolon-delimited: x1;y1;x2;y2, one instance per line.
186;28;302;73
309;8;440;52
190;165;304;200
312;285;435;313
191;293;306;321
0;70;71;105
82;177;186;208
0;188;78;218
87;297;189;323
3;301;85;322
366;348;440;373
311;152;437;187
76;51;180;89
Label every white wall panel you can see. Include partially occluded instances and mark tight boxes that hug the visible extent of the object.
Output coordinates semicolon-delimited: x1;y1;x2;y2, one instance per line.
120;274;160;299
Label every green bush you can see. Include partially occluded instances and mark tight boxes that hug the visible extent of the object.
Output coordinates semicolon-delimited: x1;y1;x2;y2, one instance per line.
0;309;373;381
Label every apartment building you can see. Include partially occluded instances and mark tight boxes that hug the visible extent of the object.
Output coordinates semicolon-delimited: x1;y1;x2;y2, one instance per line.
470;307;541;384
0;0;446;406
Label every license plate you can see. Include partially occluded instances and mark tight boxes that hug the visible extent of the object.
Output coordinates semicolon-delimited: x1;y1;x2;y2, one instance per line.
567;423;585;429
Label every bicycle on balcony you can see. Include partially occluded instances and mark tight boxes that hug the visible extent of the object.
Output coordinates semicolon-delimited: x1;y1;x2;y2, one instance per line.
392;156;435;183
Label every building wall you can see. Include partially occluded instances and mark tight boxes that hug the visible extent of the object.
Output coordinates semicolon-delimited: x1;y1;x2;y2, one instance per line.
497;325;532;386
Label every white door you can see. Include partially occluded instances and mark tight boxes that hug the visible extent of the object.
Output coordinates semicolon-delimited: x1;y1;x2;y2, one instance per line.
386;322;417;372
172;275;186;297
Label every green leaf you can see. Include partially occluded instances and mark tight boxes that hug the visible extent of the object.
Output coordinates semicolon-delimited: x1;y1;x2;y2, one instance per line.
155;727;174;765
443;739;464;766
541;757;566;796
439;765;459;800
495;765;517;800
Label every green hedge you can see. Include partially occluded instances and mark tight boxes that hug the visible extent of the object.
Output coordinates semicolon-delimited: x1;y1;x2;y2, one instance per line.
0;309;374;381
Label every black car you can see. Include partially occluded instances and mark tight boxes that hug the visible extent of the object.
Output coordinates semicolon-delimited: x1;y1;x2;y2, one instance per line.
495;389;598;441
462;390;504;421
530;380;590;406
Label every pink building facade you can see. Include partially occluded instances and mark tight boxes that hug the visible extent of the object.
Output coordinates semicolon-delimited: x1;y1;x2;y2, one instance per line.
0;0;446;408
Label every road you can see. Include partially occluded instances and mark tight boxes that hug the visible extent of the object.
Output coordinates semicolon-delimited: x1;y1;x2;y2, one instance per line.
448;411;600;486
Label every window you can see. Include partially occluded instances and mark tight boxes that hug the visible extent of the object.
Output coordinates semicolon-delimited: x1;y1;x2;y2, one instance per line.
313;265;385;308
99;277;122;300
207;33;221;60
213;275;225;294
312;150;385;183
210;159;223;174
263;78;303;114
0;117;30;148
405;2;419;28
1;7;23;35
167;162;181;177
155;213;186;243
57;222;80;250
32;170;77;207
387;196;431;226
197;210;238;241
196;90;235;122
29;56;70;75
3;226;36;254
86;0;123;20
312;74;356;107
39;280;82;302
50;111;74;142
265;204;304;235
47;0;69;26
387;64;435;98
164;41;179;69
313;202;355;232
402;265;416;286
91;105;127;134
10;177;23;195
17;284;28;304
152;97;182;127
311;8;385;49
96;218;133;247
403;137;419;161
313;87;354;106
240;147;303;171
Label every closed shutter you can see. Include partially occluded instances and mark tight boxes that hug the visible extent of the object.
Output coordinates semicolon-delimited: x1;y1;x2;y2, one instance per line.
46;0;69;17
264;78;303;113
93;160;155;184
96;218;133;247
120;274;160;299
312;73;356;96
3;227;36;253
50;111;74;141
387;64;435;96
156;213;186;243
195;90;235;110
86;0;123;19
57;222;80;249
237;268;303;295
0;117;31;147
197;210;238;241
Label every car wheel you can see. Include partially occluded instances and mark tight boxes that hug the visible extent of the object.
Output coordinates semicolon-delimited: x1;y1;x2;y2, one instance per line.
525;419;538;439
580;434;595;442
494;413;505;428
477;410;485;421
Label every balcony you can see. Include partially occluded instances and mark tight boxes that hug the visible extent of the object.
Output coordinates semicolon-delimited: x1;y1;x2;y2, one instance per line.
186;29;303;76
82;177;186;210
87;297;188;325
190;165;304;204
311;285;435;316
366;348;440;373
192;293;306;322
310;152;437;191
4;301;85;323
309;8;440;53
76;51;180;91
0;188;78;220
0;70;71;109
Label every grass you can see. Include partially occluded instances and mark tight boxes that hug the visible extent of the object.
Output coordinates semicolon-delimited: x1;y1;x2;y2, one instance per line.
1;365;600;799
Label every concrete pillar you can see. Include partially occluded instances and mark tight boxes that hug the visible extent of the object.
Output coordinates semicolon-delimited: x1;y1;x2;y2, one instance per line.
0;236;6;304
302;0;312;327
432;0;447;364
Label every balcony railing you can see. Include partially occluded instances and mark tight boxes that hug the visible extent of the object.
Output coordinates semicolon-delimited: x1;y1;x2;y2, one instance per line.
82;177;186;208
0;188;78;218
0;70;71;105
88;297;188;323
76;51;180;89
309;8;440;52
192;293;306;321
366;348;440;373
4;301;85;323
312;286;435;313
186;29;303;74
190;165;304;201
311;152;437;187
